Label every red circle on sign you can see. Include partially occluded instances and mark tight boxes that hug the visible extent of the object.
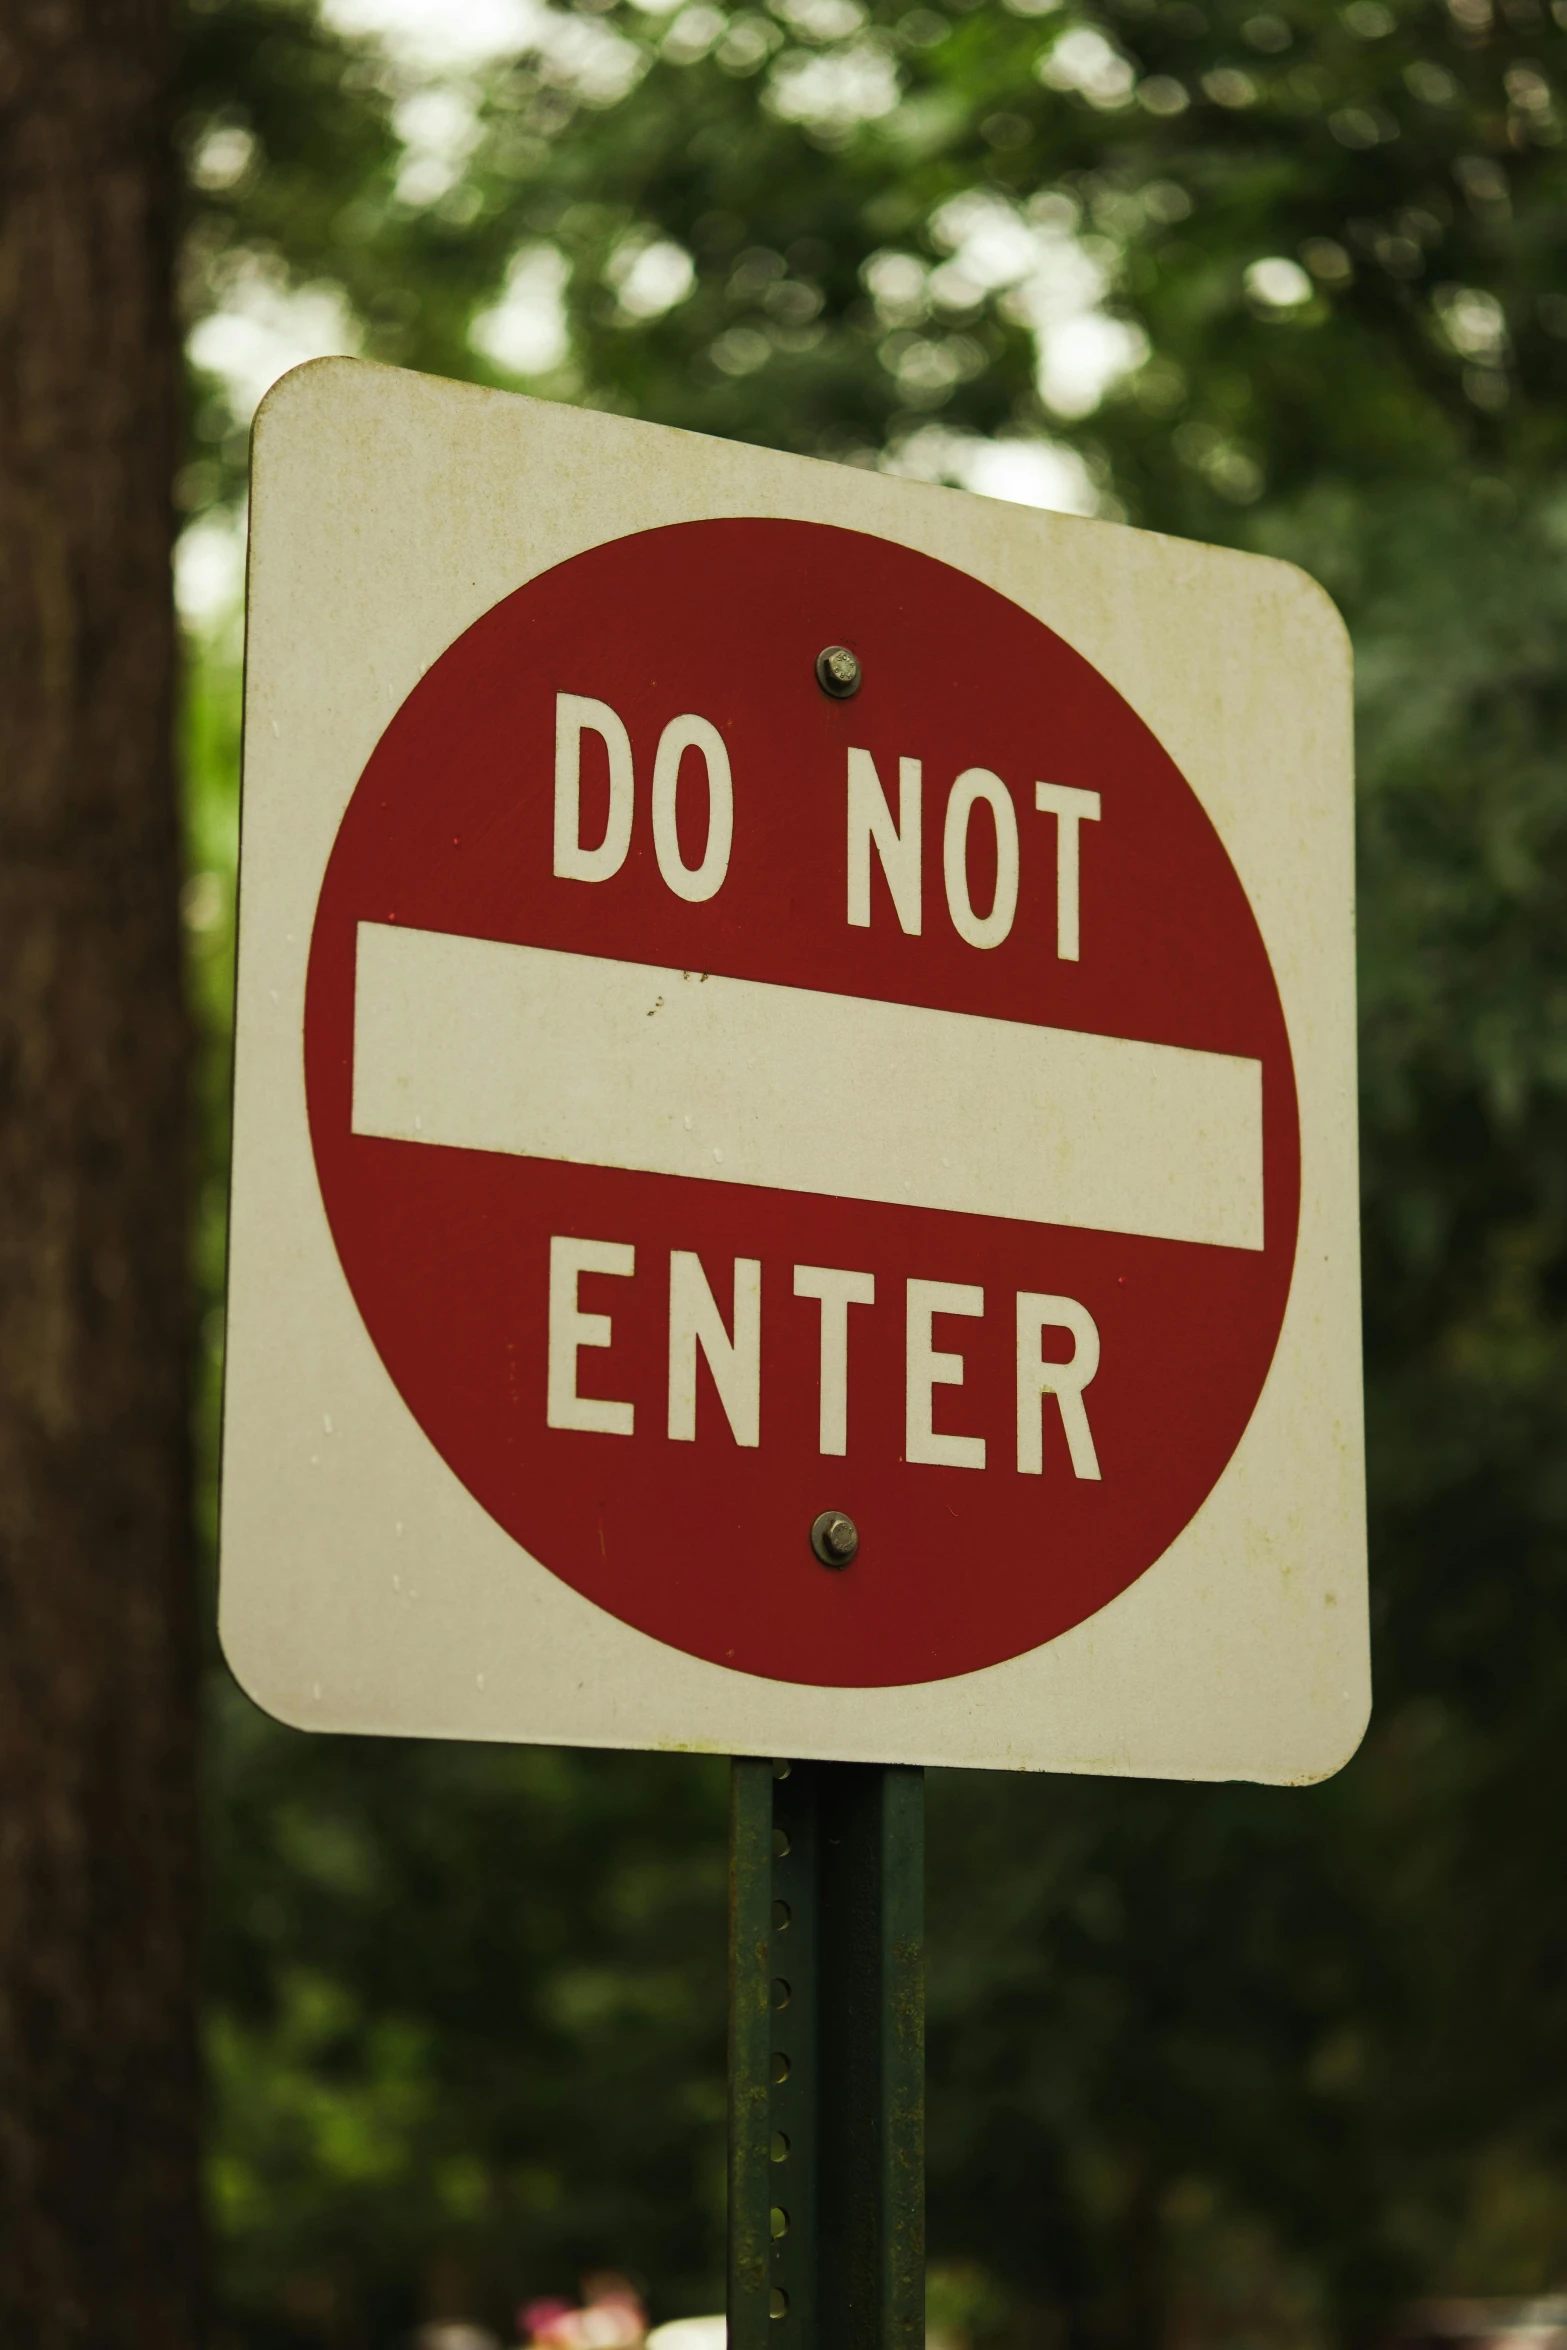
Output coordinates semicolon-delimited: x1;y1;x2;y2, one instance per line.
305;519;1299;1687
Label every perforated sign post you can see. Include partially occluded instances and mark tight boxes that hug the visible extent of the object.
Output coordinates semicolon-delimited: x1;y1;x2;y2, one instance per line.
221;359;1368;2350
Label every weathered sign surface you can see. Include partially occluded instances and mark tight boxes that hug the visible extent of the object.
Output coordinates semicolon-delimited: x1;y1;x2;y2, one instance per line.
220;357;1367;1779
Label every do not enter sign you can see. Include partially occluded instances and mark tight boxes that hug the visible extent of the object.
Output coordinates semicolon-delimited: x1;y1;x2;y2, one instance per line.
306;515;1296;1689
222;362;1366;1779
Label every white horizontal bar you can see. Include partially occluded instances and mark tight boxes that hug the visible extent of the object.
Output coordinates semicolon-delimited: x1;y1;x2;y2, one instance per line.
352;923;1263;1251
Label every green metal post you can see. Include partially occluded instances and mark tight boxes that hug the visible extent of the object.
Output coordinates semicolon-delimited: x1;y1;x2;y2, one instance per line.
728;1758;925;2350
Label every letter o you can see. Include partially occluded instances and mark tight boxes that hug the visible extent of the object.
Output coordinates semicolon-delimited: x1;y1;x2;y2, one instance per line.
652;714;733;904
943;768;1019;950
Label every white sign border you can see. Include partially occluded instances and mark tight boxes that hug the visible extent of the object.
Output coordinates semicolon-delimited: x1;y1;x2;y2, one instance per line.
220;356;1368;1784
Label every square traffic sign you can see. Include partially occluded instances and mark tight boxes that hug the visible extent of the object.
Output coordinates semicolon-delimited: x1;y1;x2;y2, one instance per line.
219;356;1367;1781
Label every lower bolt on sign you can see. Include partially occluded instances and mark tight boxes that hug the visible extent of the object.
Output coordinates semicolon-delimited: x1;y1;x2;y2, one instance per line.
219;358;1368;1783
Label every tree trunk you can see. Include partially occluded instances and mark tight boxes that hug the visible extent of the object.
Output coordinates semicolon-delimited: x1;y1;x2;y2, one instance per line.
0;3;200;2342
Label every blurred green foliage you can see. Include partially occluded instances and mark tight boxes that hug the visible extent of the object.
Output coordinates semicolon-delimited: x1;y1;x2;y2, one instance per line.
177;0;1567;2340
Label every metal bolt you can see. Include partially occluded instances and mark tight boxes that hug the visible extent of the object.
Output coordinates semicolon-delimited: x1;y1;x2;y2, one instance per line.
815;644;862;699
810;1509;859;1567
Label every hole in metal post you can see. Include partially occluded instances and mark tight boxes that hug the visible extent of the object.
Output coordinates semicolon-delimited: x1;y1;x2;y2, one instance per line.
771;1977;791;2008
770;2207;789;2239
771;2053;791;2085
770;2290;789;2320
772;1899;791;1931
772;1828;791;1859
770;2130;790;2161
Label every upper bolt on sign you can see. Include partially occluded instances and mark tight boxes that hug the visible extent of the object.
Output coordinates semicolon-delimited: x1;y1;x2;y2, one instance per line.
218;358;1368;1783
816;646;862;700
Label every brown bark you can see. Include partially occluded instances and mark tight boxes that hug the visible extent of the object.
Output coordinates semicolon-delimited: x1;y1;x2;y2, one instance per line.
0;2;200;2342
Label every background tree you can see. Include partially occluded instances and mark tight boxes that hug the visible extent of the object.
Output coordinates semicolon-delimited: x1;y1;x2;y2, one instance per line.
174;0;1567;2340
0;2;201;2344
